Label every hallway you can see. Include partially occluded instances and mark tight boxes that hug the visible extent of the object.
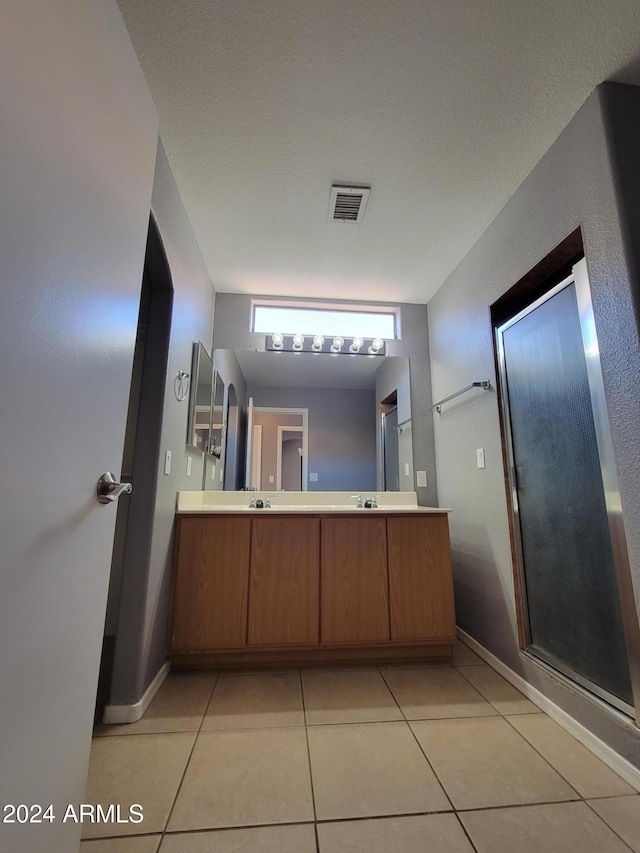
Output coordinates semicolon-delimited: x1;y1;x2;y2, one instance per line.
82;640;640;852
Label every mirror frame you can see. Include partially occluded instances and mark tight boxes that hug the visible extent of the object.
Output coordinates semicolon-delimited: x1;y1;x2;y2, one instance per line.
186;341;214;453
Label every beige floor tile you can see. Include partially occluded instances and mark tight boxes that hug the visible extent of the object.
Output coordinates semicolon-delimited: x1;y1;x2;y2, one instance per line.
508;714;635;798
81;837;161;853
303;669;403;724
82;733;195;839
95;672;218;736
307;721;450;820
452;639;484;666
382;666;498;719
318;813;474;853
202;671;304;729
411;716;577;809
457;665;539;715
461;801;631;852
160;823;317;852
168;727;313;831
589;795;640;852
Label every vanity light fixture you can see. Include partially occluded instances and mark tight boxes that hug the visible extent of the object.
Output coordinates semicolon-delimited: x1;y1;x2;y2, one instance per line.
311;334;324;352
330;336;344;353
292;333;305;351
271;332;284;350
349;336;364;353
368;337;384;355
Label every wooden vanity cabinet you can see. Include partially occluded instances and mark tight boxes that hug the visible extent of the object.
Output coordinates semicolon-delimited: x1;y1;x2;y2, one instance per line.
387;516;455;641
170;511;455;662
171;516;250;651
248;517;320;646
321;517;390;644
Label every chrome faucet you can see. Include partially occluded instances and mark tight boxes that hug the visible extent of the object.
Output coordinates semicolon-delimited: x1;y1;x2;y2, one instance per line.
352;494;364;508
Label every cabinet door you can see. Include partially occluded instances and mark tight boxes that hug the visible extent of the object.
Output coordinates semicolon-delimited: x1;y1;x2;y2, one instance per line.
172;516;250;651
248;517;320;646
321;517;390;644
387;516;455;640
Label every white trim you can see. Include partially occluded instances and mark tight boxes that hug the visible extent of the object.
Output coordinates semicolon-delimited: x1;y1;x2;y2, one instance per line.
276;425;304;490
457;628;640;792
102;661;170;725
251;424;262;490
253;407;309;491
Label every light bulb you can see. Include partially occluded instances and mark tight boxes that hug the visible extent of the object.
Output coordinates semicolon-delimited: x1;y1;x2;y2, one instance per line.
330;336;344;353
349;336;364;353
368;337;384;354
292;333;304;350
312;334;324;352
271;332;284;349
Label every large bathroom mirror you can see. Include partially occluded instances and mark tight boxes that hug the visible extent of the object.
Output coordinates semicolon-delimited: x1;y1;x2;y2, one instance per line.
202;368;225;489
186;341;213;453
213;348;414;493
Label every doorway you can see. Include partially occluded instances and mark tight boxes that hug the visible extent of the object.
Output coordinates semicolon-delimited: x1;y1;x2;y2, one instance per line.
495;258;640;717
95;217;173;723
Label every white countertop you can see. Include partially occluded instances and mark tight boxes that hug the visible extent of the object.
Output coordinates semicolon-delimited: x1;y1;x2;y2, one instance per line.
176;490;452;514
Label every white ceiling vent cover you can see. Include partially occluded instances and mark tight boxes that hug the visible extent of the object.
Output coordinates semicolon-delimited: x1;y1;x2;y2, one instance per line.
328;184;371;224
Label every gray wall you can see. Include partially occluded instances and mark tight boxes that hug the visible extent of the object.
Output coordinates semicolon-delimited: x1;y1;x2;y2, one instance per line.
428;83;640;765
0;2;159;850
249;386;378;492
213;295;437;503
110;140;216;706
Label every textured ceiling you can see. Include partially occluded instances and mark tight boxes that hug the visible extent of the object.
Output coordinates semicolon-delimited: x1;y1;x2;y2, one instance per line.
118;0;640;304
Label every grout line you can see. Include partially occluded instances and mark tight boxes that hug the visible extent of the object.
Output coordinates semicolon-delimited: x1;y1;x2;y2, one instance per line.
158;671;220;844
581;798;637;853
377;663;457;815
298;667;321;853
453;811;481;853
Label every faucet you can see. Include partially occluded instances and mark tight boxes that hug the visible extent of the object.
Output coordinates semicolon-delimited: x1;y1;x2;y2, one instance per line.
265;494;277;508
364;495;378;508
249;496;257;508
352;494;364;508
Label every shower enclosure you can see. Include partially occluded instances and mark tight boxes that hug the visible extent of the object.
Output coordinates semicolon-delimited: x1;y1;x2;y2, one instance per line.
495;258;640;719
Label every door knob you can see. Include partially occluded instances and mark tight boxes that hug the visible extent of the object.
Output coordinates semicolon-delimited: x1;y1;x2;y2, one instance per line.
97;472;133;504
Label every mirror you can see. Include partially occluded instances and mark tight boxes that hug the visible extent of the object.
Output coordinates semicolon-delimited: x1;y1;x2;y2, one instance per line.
203;369;225;489
186;342;213;453
214;349;414;492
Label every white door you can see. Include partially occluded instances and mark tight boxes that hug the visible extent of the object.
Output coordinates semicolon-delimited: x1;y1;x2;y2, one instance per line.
0;3;158;852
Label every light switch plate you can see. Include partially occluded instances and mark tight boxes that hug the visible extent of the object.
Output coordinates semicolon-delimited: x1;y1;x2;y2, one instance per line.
269;475;275;483
211;464;216;480
416;470;427;487
404;462;410;476
164;450;172;475
476;448;486;469
309;472;319;482
186;456;192;476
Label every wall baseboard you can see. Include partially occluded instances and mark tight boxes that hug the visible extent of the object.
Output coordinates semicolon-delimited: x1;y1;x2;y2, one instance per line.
457;628;640;792
102;661;170;725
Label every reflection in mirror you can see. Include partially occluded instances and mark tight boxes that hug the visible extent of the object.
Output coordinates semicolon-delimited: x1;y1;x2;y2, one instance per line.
186;342;213;453
214;349;413;492
223;384;241;489
203;369;225;490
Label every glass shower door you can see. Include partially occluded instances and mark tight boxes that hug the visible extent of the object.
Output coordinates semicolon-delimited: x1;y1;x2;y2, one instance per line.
496;260;637;713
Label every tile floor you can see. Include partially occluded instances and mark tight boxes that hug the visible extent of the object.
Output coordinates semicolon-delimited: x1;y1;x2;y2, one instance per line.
83;640;640;852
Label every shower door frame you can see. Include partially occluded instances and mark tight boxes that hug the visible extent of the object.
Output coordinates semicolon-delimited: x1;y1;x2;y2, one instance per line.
495;258;640;721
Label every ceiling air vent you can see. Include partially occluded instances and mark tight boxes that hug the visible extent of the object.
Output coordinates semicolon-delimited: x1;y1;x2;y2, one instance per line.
328;184;371;224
